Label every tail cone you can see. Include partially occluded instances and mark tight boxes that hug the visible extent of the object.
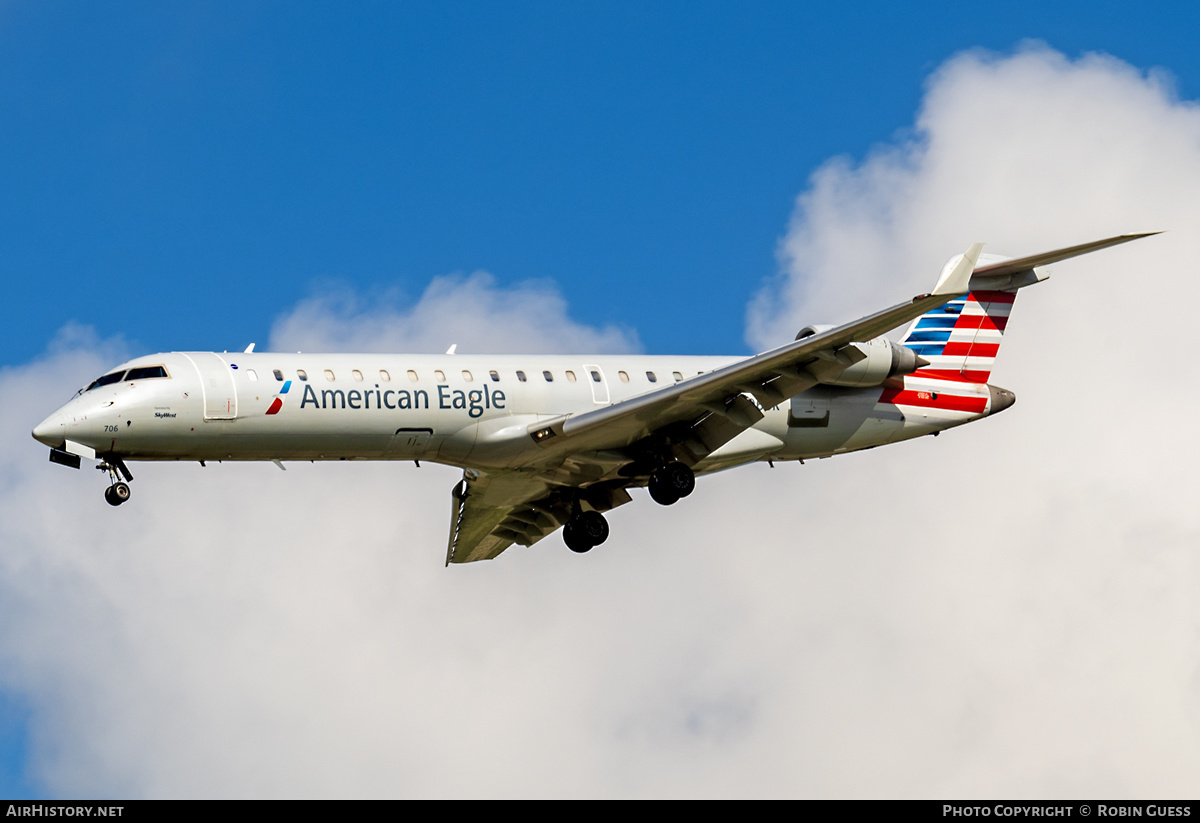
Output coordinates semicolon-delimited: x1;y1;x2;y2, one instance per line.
988;385;1016;415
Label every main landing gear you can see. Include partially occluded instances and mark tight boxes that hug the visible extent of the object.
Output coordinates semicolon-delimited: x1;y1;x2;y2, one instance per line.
647;461;695;506
563;509;610;554
98;459;134;507
557;461;695;555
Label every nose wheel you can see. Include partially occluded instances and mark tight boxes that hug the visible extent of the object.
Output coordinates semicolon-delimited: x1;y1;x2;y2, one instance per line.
104;482;131;506
97;459;134;506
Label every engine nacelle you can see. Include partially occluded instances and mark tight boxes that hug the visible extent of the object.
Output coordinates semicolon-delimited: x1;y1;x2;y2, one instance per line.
795;326;925;387
795;324;836;340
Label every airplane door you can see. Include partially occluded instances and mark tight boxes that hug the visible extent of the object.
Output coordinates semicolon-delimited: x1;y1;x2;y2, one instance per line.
583;364;610;405
181;352;238;419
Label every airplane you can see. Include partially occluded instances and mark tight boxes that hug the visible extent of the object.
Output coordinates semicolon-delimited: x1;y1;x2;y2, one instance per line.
32;233;1155;564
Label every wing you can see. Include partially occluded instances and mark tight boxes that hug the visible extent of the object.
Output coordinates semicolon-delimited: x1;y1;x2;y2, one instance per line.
516;242;987;461
444;233;1158;563
523;232;1158;458
444;244;985;564
445;469;632;564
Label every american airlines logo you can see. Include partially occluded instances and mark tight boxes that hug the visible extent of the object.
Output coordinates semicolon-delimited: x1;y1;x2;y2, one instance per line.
264;380;291;415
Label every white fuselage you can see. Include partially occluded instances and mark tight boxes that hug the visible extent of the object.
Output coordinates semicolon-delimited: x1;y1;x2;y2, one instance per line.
34;349;1000;475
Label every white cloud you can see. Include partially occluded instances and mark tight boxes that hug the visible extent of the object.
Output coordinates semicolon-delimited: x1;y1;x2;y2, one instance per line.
751;43;1199;347
269;271;640;355
4;43;1200;797
744;42;1200;796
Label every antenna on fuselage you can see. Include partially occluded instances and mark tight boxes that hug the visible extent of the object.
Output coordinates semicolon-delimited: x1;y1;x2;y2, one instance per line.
446;344;457;355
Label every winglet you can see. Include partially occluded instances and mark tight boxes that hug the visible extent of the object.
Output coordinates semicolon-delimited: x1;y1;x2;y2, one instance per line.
932;243;984;296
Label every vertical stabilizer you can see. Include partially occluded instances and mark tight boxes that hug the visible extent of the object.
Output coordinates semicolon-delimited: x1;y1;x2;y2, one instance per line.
899;289;1015;383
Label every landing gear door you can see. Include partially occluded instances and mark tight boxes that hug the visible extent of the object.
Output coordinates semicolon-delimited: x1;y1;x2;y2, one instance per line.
182;352;238;419
583;364;610;405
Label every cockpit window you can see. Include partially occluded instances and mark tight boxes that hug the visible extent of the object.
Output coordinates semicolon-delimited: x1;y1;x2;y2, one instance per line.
85;371;126;391
125;365;169;381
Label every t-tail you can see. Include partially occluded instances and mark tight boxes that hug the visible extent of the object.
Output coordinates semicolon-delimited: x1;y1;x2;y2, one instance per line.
886;233;1159;418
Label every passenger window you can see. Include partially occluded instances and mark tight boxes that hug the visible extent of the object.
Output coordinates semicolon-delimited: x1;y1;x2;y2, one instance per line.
516;370;527;382
589;370;601;383
435;370;446;381
618;371;629;383
247;369;258;381
352;370;364;382
543;371;553;382
297;370;308;381
565;370;577;383
462;370;473;382
324;370;336;381
673;371;683;381
646;371;657;383
273;369;284;381
489;370;500;382
407;370;419;382
379;370;391;382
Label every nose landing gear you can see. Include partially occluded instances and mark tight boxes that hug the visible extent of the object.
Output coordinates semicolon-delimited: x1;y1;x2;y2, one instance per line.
97;459;134;506
103;482;131;506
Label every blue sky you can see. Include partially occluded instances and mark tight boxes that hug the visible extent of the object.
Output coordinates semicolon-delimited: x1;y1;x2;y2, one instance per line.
5;1;1200;799
4;0;1197;366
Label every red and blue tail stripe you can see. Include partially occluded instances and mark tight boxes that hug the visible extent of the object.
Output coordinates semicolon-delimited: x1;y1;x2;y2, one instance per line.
877;289;1016;418
899;290;1016;384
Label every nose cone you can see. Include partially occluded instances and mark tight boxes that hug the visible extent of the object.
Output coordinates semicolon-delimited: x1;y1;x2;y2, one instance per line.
988;385;1016;416
32;412;66;447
